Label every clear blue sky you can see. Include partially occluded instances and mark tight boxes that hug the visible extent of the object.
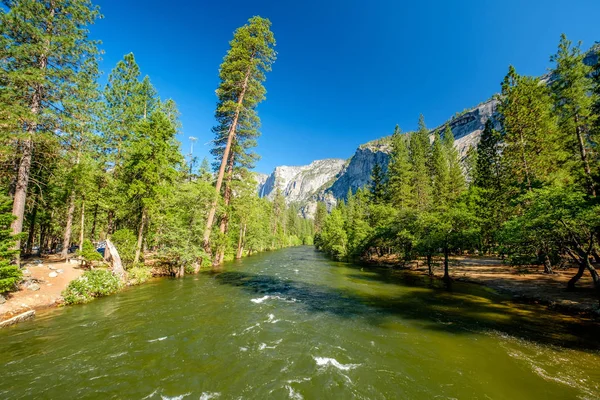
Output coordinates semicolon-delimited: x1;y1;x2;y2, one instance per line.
91;0;600;174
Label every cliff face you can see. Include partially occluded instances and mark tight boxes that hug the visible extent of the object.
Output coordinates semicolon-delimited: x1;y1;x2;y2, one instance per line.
261;45;598;217
258;159;346;204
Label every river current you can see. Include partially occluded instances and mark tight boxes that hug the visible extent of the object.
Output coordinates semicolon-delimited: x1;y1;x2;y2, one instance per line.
1;246;599;399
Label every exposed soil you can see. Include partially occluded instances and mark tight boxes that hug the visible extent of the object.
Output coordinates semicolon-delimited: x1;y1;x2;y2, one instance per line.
367;254;600;317
0;255;84;323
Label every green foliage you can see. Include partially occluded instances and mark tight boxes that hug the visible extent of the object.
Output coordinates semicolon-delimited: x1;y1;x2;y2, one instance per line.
111;229;137;267
369;163;387;204
128;266;152;286
76;239;103;268
62;269;123;305
0;196;21;293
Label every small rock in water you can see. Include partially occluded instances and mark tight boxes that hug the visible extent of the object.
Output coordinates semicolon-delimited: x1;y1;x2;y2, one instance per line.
28;283;40;291
49;272;58;278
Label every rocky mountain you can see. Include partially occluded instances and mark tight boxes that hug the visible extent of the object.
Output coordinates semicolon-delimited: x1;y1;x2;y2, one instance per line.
258;159;346;204
257;44;598;218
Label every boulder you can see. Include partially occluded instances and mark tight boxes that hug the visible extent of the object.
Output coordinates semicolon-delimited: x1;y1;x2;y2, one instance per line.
0;295;6;305
49;272;58;278
28;283;40;291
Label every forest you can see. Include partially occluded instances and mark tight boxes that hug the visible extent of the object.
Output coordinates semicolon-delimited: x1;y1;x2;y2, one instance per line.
315;35;600;294
0;2;313;295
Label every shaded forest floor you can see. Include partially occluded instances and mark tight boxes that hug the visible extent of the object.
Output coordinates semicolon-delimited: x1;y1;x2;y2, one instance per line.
366;254;600;317
0;256;83;323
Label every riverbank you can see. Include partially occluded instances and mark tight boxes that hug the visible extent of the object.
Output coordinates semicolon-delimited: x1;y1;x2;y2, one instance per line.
365;254;600;318
0;256;83;323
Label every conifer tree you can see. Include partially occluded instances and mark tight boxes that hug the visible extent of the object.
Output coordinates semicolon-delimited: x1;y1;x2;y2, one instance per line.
443;126;465;202
551;34;598;196
314;202;328;234
387;125;413;210
0;195;21;293
203;17;276;255
410;115;432;210
0;0;101;259
474;120;502;191
497;66;560;194
369;163;387;204
430;131;449;207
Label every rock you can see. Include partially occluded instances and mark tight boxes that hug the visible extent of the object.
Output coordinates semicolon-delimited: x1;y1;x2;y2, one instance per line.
22;269;31;277
0;310;35;328
48;265;57;270
68;259;79;264
57;269;64;274
0;295;6;304
28;283;40;291
49;272;58;278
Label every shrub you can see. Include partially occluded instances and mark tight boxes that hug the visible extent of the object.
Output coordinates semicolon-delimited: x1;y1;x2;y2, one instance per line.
111;229;137;266
76;239;103;268
128;266;152;285
62;269;123;305
0;195;21;293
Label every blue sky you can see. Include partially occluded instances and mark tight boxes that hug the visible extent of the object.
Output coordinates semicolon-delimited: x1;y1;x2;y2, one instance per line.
91;0;600;174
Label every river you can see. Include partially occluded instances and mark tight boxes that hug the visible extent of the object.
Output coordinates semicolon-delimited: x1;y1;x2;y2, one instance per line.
1;246;600;399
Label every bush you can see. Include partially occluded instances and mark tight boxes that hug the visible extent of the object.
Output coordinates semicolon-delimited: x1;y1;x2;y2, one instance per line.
62;269;123;305
111;229;137;266
0;195;21;294
128;266;152;285
75;239;103;268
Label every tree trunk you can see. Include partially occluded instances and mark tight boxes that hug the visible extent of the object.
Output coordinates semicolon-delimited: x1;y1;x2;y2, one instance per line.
574;115;596;197
133;208;146;264
61;190;76;260
79;197;85;251
90;203;99;240
202;64;253;252
214;154;235;265
567;259;587;291
442;245;451;281
427;254;433;276
106;209;115;238
236;223;246;259
543;253;553;274
25;198;38;255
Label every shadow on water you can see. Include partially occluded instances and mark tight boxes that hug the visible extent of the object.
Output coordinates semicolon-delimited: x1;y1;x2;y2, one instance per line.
212;267;600;351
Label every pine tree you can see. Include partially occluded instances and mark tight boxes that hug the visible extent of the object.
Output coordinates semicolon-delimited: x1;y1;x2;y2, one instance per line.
410;115;432;211
498;66;560;194
474;120;502;191
203;17;276;255
121;110;182;264
0;195;21;293
551;34;598;196
314;202;328;234
430;131;449;207
387;125;414;210
0;0;101;260
443;126;465;202
369;163;387;204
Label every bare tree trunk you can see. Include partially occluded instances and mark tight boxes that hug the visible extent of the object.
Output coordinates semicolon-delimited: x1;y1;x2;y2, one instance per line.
236;223;246;259
61;190;76;259
574;115;596;197
106;209;115;238
133;208;146;265
427;254;433;276
543;253;553;274
79;197;85;251
203;64;253;252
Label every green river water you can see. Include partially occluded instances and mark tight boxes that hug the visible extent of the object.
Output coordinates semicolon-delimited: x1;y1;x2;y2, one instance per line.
1;246;600;399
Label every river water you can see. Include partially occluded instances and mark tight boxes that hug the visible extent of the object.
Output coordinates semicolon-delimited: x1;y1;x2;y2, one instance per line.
1;246;600;399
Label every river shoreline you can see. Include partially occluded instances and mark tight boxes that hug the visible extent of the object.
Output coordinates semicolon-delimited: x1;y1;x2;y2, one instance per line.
362;254;600;320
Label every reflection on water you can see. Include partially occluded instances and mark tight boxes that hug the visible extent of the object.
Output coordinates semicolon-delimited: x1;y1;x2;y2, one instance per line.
1;246;599;399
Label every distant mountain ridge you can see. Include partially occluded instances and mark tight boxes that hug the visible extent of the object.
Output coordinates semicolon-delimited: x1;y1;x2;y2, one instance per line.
256;44;599;217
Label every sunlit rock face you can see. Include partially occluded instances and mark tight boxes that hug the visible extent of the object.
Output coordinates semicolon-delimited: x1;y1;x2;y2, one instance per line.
258;159;346;204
